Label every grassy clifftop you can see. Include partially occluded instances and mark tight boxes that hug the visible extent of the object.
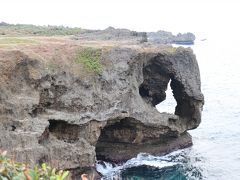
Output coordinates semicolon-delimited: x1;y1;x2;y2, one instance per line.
0;22;82;36
0;22;182;78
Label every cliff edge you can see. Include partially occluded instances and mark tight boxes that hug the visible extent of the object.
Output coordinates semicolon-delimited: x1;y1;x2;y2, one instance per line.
0;36;204;179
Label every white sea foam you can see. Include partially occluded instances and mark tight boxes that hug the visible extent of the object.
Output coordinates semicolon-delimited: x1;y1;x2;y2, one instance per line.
96;149;187;179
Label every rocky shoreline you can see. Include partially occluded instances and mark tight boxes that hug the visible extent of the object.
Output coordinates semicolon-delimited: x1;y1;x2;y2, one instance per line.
0;28;203;179
74;27;196;45
147;30;195;45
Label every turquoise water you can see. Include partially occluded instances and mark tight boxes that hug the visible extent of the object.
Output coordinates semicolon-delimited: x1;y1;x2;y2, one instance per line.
96;39;240;179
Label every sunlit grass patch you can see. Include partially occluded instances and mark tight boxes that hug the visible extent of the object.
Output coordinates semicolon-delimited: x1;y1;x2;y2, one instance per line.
163;46;177;53
75;47;102;73
0;23;82;36
0;37;36;45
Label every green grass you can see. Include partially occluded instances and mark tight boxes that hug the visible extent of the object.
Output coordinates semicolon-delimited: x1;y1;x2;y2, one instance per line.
0;37;36;45
75;47;102;73
163;46;177;53
0;23;82;36
0;151;69;180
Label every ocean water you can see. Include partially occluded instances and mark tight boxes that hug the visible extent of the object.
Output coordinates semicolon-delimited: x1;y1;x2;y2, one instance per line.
96;39;240;179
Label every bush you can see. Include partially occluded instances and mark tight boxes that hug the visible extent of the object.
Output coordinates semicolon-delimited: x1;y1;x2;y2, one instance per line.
0;151;69;180
75;48;102;73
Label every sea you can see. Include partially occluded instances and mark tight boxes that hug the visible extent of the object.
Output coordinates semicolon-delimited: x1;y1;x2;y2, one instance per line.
96;37;240;180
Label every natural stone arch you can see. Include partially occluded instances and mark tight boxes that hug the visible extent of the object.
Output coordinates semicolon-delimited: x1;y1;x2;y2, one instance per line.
139;55;174;111
139;54;177;115
139;52;204;130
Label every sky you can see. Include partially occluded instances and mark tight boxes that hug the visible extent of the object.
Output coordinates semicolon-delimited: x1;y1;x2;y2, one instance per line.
1;0;240;40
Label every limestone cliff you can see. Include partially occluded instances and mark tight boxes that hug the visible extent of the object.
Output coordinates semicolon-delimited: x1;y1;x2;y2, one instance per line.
0;37;204;179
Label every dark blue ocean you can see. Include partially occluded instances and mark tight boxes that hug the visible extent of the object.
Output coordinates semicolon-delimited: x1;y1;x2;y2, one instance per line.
96;39;240;180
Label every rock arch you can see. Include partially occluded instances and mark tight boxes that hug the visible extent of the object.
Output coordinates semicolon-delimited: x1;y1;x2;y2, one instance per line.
139;51;204;130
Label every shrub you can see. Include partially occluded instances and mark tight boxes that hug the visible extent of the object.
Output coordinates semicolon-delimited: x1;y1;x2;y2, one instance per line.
75;48;102;73
0;151;69;180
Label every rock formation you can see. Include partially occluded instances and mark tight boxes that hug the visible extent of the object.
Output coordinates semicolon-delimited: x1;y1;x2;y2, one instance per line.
0;38;203;179
148;31;196;45
74;26;147;43
75;27;195;45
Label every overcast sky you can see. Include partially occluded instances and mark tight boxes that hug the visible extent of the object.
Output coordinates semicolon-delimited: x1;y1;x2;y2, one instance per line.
1;0;240;40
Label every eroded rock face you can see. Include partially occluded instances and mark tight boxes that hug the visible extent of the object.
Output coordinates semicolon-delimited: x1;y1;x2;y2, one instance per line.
0;45;203;179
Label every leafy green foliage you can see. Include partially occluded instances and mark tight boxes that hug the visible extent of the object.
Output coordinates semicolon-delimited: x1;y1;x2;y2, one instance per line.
0;22;81;36
0;151;69;180
75;48;102;73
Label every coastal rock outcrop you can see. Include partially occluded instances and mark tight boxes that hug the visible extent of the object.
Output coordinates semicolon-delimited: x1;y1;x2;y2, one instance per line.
0;40;203;179
148;31;196;45
74;26;147;43
74;27;195;45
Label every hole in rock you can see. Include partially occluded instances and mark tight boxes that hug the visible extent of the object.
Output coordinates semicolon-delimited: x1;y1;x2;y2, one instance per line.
155;80;177;114
139;60;177;114
97;118;140;144
95;118;144;161
48;120;80;143
11;125;16;131
95;118;178;162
